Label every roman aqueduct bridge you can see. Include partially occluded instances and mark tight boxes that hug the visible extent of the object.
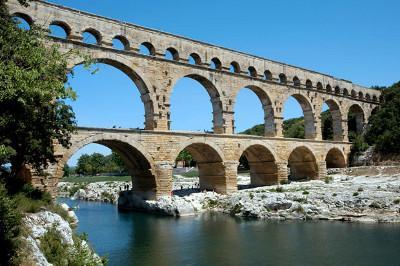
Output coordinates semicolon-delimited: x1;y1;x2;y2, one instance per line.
8;0;381;199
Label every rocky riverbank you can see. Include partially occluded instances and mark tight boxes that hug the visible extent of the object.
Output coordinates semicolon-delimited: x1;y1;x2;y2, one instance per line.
58;171;400;223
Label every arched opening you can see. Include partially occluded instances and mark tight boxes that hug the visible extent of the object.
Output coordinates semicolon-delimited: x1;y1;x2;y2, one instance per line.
139;42;155;56
112;36;129;50
169;75;222;133
306;79;313;89
321;100;343;141
82;28;101;45
234;86;275;136
210;57;222;70
317;82;323;91
343;88;349;96
66;60;154;129
279;73;287;84
230;61;240;73
248;66;257;77
358;91;364;100
348;104;365;140
238;145;278;188
365;94;371;101
61;140;156;199
49;21;70;39
283;94;316;139
325;148;346;168
335;86;341;94
372;95;378;102
174;143;225;194
293;76;300;87
12;13;32;30
288;146;318;181
264;70;272;80
188;53;202;65
351;90;357;98
165;47;179;61
326;84;332;93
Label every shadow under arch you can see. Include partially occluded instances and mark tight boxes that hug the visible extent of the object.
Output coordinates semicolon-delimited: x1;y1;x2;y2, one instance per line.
288;146;318;181
238;144;278;187
323;99;343;141
347;103;365;136
67;57;157;130
234;85;276;136
283;94;316;139
173;141;226;193
325;147;346;168
56;134;157;198
169;73;224;133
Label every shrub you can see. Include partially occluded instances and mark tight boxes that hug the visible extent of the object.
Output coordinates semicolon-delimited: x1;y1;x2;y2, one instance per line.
69;184;87;197
332;193;337;197
275;186;284;193
302;190;309;195
353;192;359;197
280;180;289;185
230;203;242;215
40;226;69;265
357;187;364;192
249;192;254;199
393;199;400;205
324;176;333;184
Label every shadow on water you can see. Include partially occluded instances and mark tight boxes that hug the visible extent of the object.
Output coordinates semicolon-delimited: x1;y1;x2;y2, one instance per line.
58;198;400;266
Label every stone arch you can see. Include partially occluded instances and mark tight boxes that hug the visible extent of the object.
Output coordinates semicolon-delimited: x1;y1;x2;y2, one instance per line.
173;141;226;193
347;104;365;135
238;144;278;186
230;61;240;73
317;82;323;90
169;73;224;133
112;35;130;50
248;66;257;77
210;57;222;70
279;73;287;84
358;91;364;100
67;57;157;130
140;42;156;56
165;47;179;60
306;79;313;89
82;28;102;44
283;94;316;139
325;148;346;168
288;146;318;180
56;133;157;198
293;76;300;87
372;95;378;102
12;12;34;26
334;86;341;94
343;88;349;96
264;70;272;80
326;84;332;93
323;99;343;141
49;20;71;38
189;53;202;65
233;85;276;136
365;93;371;101
351;89;357;98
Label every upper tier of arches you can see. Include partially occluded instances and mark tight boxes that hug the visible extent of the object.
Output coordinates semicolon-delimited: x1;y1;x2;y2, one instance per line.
9;3;381;104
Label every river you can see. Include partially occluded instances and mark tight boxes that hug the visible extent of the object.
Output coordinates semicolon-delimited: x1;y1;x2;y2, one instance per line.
59;198;400;266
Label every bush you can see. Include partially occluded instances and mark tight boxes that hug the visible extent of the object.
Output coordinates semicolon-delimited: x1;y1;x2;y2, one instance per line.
324;176;333;184
230;203;243;215
332;193;337;197
302;190;309;195
280;180;289;185
275;186;284;193
357;187;364;192
181;170;199;178
393;199;400;205
353;192;359;197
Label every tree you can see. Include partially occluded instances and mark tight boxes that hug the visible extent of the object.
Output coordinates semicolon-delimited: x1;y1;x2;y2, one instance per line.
365;82;400;153
176;150;193;167
0;0;78;186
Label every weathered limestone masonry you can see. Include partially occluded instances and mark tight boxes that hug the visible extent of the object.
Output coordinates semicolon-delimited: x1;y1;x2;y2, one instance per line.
8;0;381;199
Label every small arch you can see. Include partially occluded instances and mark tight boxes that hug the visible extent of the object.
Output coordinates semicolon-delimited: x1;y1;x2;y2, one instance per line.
323;99;343;141
82;28;102;45
334;86;341;94
49;21;71;38
264;70;272;80
248;66;257;77
112;35;130;50
238;144;278;187
12;12;33;29
317;82;323;90
210;57;222;70
365;93;371;101
306;79;313;89
293;76;301;87
139;42;156;56
326;84;332;93
288;146;318;181
358;91;364;100
379;95;384;103
348;104;365;137
351;89;357;98
326;148;346;168
165;47;179;61
188;53;202;65
230;61;241;73
279;73;287;84
372;95;378;102
343;88;349;96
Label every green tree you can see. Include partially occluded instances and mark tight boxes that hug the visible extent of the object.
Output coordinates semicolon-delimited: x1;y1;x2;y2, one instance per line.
0;0;78;186
176;150;193;167
365;81;400;153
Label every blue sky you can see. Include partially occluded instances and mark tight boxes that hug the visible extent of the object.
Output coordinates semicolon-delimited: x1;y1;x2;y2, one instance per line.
41;0;400;165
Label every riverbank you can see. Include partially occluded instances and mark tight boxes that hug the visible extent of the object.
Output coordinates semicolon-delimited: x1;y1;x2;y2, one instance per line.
58;170;400;223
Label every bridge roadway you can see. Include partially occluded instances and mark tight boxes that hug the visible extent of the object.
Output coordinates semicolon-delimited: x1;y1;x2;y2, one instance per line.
29;127;352;199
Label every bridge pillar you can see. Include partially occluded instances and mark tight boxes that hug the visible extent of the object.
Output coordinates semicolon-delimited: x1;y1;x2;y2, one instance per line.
276;162;289;184
317;161;327;180
224;161;239;193
341;119;349;142
274;116;284;138
153;162;174;198
218;111;234;134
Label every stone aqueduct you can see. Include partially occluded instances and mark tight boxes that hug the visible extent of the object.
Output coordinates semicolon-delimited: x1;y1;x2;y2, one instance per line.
9;0;381;199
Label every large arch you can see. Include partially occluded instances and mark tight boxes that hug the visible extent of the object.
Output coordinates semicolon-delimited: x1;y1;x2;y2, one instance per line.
238;144;278;186
169;74;224;133
67;57;157;130
56;134;157;199
347;104;365;136
323;99;343;141
288;146;318;180
173;141;226;193
325;148;346;168
283;94;316;139
233;85;275;136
